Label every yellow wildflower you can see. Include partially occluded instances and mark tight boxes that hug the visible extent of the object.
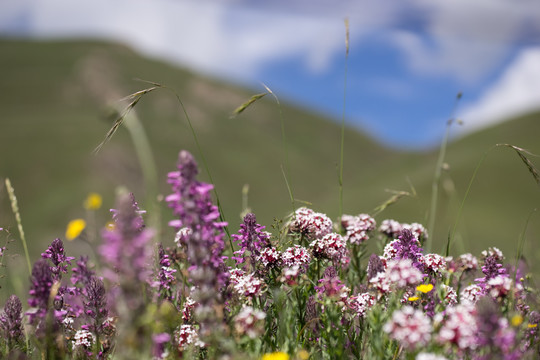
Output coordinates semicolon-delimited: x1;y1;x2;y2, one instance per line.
261;352;289;360
511;314;523;327
528;323;538;328
416;284;434;293
84;192;102;210
408;296;420;302
298;350;309;360
66;219;86;241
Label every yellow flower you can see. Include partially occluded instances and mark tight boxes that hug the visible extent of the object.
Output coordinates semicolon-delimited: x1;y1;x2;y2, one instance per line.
511;314;523;327
416;284;434;293
261;352;289;360
298;350;309;360
528;323;538;328
84;193;102;210
408;296;420;302
66;219;86;241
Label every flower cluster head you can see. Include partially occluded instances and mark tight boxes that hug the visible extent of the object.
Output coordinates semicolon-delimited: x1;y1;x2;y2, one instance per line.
41;238;74;281
460;284;483;304
282;245;311;270
258;247;282;268
456;253;478;271
83;276;109;332
416;353;448;360
379;219;403;238
232;213;270;270
310;233;347;262
383;306;432;350
348;292;376;318
182;297;196;323
476;255;507;292
420;253;447;275
480;247;504;262
386;258;424;289
174;227;192;248
366;253;386;281
435;303;477;350
0;295;24;346
315;266;349;300
27;259;54;325
232;272;264;299
100;192;154;284
174;324;205;351
341;214;376;245
391;229;425;272
289;207;333;240
154;243;177;300
402;223;428;242
72;329;94;350
280;265;302;286
441;284;458;306
234;306;266;339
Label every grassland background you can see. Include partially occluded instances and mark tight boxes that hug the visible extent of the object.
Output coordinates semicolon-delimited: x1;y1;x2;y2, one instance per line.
1;38;539;300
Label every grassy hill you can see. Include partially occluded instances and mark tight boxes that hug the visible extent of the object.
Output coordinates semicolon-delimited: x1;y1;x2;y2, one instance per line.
1;38;539;282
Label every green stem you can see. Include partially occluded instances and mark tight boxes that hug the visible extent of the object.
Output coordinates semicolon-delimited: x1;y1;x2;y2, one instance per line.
5;178;32;275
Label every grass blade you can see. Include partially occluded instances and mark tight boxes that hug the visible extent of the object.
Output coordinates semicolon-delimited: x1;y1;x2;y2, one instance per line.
496;144;540;185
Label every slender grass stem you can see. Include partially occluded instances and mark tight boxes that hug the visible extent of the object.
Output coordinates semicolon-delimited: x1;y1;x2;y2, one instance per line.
338;18;350;222
5;178;32;275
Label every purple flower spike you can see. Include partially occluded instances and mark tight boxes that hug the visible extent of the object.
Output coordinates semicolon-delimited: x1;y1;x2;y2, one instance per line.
41;238;75;281
392;229;424;272
84;276;109;333
28;259;54;325
232;213;270;271
155;244;177;300
367;254;385;281
0;295;24;347
100;192;154;285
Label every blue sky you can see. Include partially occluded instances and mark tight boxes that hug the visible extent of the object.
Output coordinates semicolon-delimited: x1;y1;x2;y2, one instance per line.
1;0;540;148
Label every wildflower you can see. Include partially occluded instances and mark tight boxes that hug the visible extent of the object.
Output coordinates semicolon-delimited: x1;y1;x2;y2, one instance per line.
174;324;205;350
460;284;483;304
83;276;109;334
342;214;376;245
166;151;228;337
66;218;86;241
155;244;177;300
84;192;102;210
481;247;504;262
0;295;24;348
511;314;523;327
282;245;311;269
174;227;192;247
232;272;264;299
348;292;376;317
232;213;270;271
41;238;74;281
456;253;478;270
310;233;347;261
100;192;154;284
383;305;432;350
420;254;447;275
289;207;333;240
261;352;289;360
379;219;402;238
391;229;425;272
280;265;302;286
436;303;477;351
486;275;513;299
416;284;434;293
441;284;457;306
258;247;282;268
475;255;507;291
366;253;386;281
315;266;349;300
234;306;266;339
369;272;390;295
27;259;54;325
382;239;400;260
386;258;423;288
71;256;95;288
402;222;428;243
182;297;196;323
73;329;94;349
475;296;518;356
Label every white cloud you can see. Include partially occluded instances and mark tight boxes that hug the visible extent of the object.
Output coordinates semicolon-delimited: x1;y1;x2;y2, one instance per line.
458;47;540;134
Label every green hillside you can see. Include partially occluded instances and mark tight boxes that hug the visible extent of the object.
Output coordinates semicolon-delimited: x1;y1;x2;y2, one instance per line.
1;38;539;278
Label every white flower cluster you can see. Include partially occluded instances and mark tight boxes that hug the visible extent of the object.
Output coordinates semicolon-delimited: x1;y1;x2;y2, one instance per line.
310;233;347;260
282;245;311;268
441;284;458;306
460;284;483;304
481;247;504;262
457;253;478;270
258;247;281;268
342;214;376;245
234;306;266;339
174;324;205;350
174;227;192;247
280;265;302;286
378;219;402;238
233;273;263;298
382;239;400;260
383;306;432;350
416;353;448;360
348;292;376;317
386;259;424;288
487;276;514;299
435;303;477;351
73;329;94;350
289;207;333;240
421;254;447;274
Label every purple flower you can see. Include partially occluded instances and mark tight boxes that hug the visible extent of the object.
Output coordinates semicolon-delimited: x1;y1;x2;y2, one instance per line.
475;255;508;292
315;266;349;299
232;213;270;271
166;151;228;338
154;244;177;301
366;253;385;281
392;229;425;272
27;259;54;325
41;238;75;281
0;295;24;347
84;277;108;329
152;332;171;360
99;192;154;285
71;256;95;288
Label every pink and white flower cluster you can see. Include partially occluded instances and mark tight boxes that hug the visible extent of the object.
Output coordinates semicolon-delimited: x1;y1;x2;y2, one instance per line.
348;292;376;318
257;247;281;268
282;245;311;269
435;303;477;351
310;233;347;261
174;324;205;350
383;306;432;350
341;214;376;245
386;259;424;288
420;254;447;274
289;207;333;240
379;219;428;241
234;306;266;339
